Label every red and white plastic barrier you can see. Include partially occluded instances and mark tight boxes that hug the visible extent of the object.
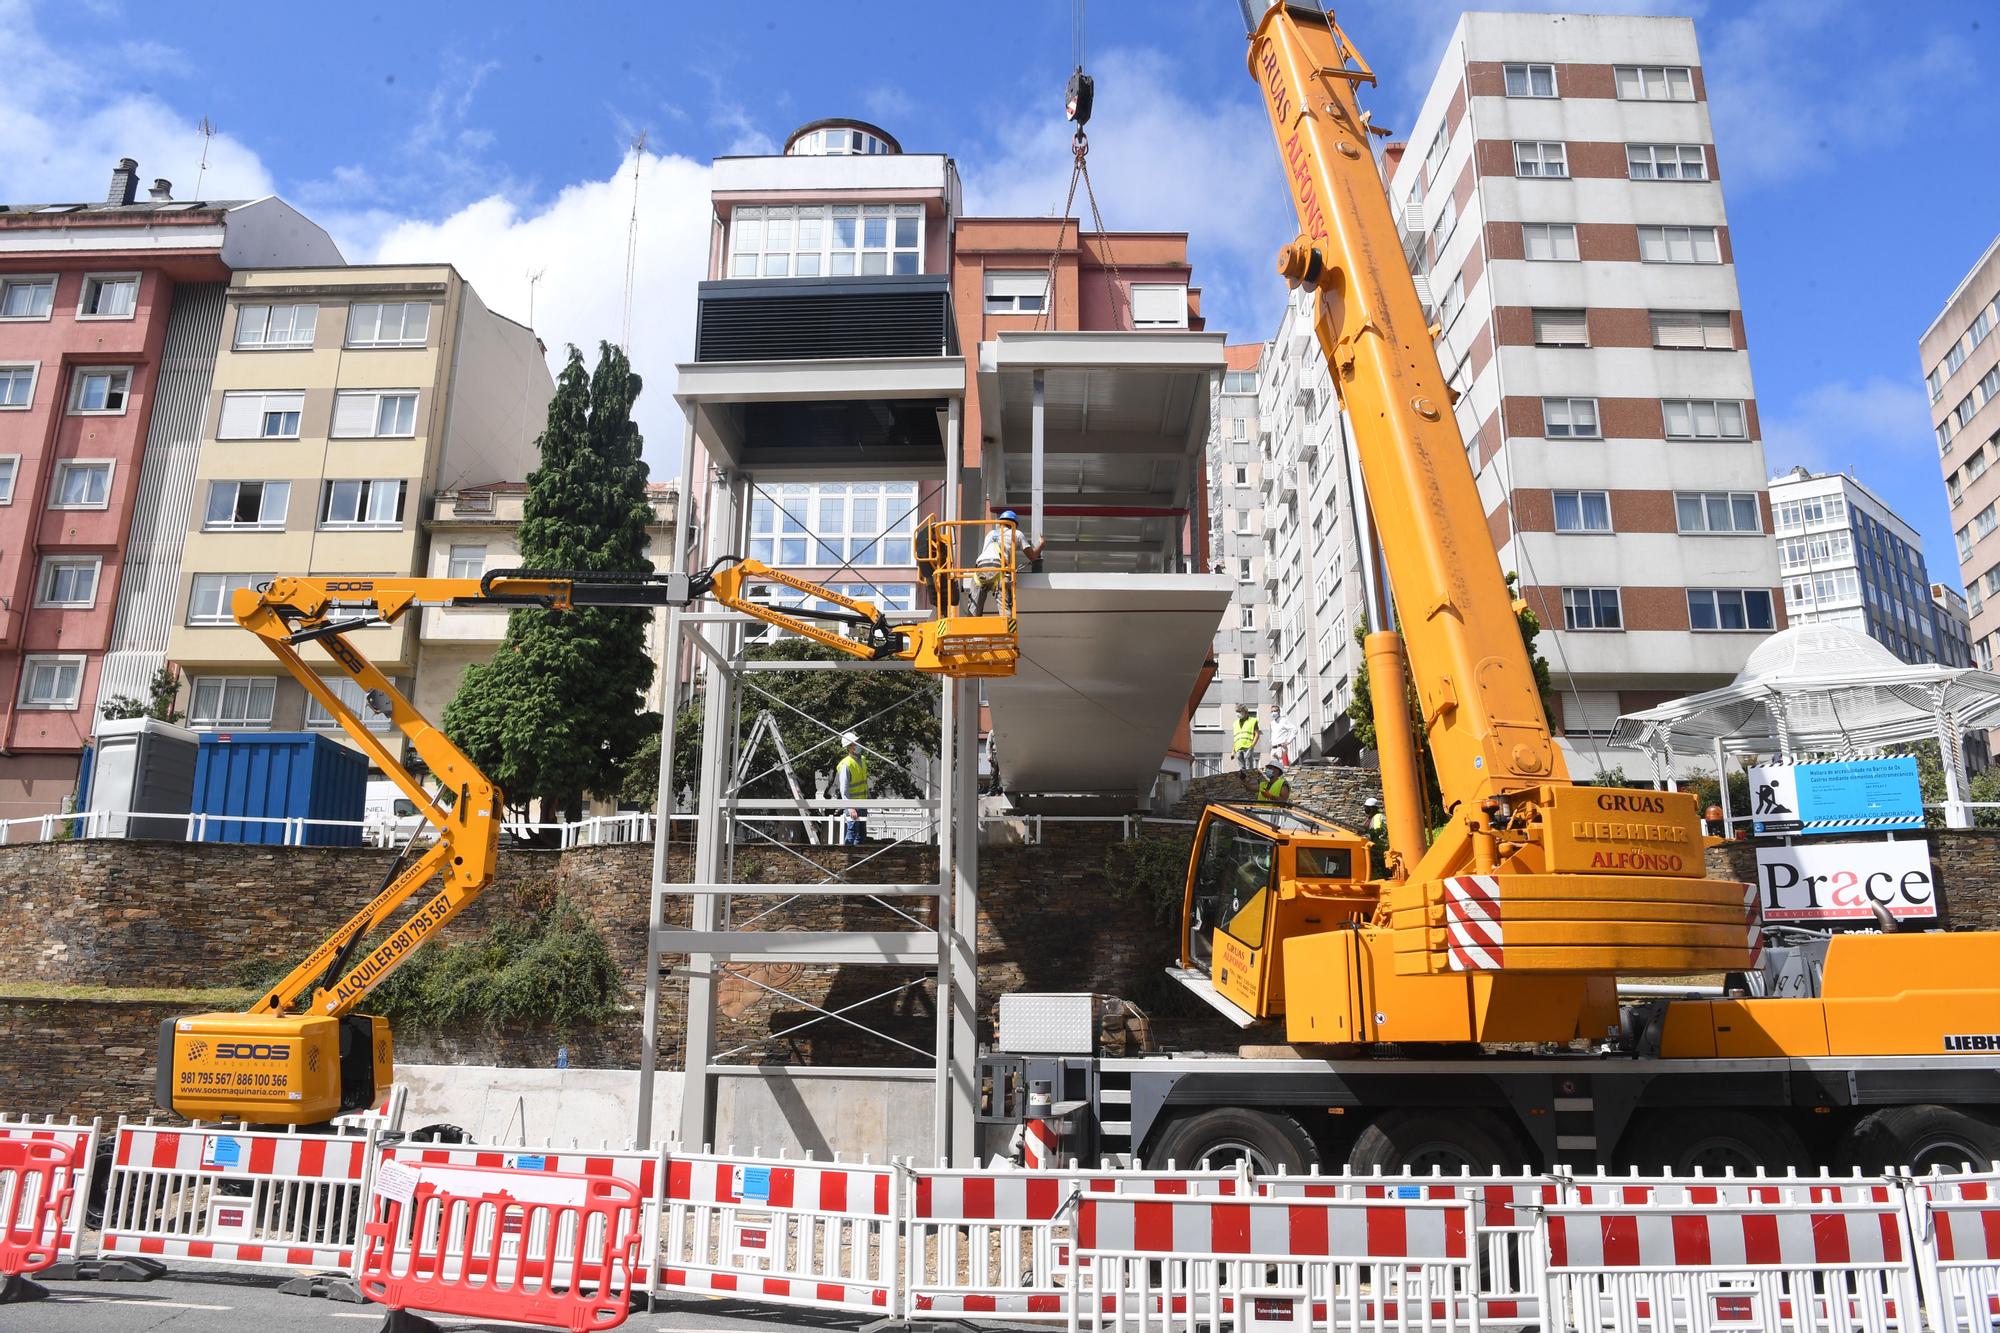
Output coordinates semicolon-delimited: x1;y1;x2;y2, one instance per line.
96;1120;378;1274
359;1160;642;1332
1909;1171;2000;1333
0;1114;97;1267
0;1138;78;1303
655;1148;899;1312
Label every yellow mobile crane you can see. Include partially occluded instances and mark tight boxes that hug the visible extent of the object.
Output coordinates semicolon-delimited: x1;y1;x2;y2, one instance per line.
987;4;2000;1176
162;527;1013;1124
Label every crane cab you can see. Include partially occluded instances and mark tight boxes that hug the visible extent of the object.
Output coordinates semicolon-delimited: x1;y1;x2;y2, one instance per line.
1172;803;1372;1027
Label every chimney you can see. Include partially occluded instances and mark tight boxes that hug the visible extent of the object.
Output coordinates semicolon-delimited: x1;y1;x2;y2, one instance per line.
107;158;139;206
147;178;173;202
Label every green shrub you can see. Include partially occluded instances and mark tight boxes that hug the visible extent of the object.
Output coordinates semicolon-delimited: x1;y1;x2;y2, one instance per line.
1105;834;1195;925
369;894;622;1035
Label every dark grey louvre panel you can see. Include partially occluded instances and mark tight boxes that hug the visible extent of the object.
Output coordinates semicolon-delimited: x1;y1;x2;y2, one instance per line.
696;275;956;362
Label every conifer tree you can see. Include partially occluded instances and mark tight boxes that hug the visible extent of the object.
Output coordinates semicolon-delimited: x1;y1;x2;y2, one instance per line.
445;343;657;820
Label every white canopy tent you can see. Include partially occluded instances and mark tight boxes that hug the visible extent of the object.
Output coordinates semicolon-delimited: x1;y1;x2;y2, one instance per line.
1610;625;2000;831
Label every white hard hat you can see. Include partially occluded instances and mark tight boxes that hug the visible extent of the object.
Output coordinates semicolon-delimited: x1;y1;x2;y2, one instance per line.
842;732;859;747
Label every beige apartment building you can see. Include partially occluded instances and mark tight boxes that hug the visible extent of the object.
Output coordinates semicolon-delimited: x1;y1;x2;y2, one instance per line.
167;265;551;734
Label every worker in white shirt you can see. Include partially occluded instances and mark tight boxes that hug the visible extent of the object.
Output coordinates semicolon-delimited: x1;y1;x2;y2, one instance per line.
966;511;1044;616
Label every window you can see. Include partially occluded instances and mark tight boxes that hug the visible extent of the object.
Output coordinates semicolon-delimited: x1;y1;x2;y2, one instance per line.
331;389;419;438
1971;309;1994;351
1228;417;1248;441
51;460;112;508
1435;270;1463;326
1131;284;1189;328
188;676;276;729
447;544;486;580
1947;340;1968;375
203;480;290;530
19;656;84;710
345;301;431;347
1242;656;1258;681
305;675;394;732
1532;308;1588;347
1980;366;2000;407
0;363;36;407
1663;399;1747;439
1773;494;1846;530
1223;370;1258;394
188;573;266;625
1651;309;1733;350
1929;368;1944;403
319;478;407;528
748;481;920;566
68;367;131;414
791;125;894;156
36;556;100;608
0;276;55;320
77;273;138;319
234;303;318;350
0;456;16;503
1233;465;1248;486
1553;490;1611;532
216;389;304;440
1615;65;1694;101
730;203;924;278
1522;223;1578;261
1503;63;1556;97
1240;604;1256;631
1688;588;1775;631
1626;144;1708;181
1423;123;1450;179
1513;141;1568;178
1676;491;1761;533
1637;225;1720;264
1954;394;1978;431
1780;531;1854;568
1428;193;1458;253
1237;558;1253;582
1562;587;1623;630
1542;397;1600;439
983;271;1048;315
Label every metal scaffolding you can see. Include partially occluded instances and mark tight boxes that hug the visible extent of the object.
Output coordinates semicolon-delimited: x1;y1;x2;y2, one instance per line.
633;401;981;1162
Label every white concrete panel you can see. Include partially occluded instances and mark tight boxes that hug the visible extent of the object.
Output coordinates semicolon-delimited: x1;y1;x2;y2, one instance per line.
988;573;1232;797
1542;626;1763;680
1479;178;1728;227
1483;440;1772;493
1472;97;1713;147
1487;258;1742;311
1496;346;1757;400
1460;12;1701;65
713;153;954;196
1512;531;1781;585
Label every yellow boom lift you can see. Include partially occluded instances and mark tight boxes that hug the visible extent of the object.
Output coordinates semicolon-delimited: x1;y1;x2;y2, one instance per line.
162;524;1014;1124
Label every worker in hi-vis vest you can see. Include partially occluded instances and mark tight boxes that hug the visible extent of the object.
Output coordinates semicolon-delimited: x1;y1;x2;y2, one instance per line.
1257;762;1291;804
1232;705;1261;781
835;732;870;845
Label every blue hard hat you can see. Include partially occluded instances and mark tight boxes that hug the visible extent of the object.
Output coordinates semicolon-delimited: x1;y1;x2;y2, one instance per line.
1000;509;1018;522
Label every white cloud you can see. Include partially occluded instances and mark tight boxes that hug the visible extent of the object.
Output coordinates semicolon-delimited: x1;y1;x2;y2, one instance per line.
372;149;716;479
1760;376;1936;475
117;38;182;75
862;86;914;124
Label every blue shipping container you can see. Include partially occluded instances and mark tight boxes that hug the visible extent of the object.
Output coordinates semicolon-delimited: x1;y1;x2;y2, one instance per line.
192;732;369;846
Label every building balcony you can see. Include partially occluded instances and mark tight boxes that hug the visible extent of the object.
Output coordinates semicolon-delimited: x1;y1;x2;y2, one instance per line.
694;274;957;363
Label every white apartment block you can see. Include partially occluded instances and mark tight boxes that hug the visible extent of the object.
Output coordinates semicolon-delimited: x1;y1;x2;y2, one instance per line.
1768;467;1963;667
1928;234;2000;671
1192;344;1269;774
1253;291;1368;764
1384;12;1782;778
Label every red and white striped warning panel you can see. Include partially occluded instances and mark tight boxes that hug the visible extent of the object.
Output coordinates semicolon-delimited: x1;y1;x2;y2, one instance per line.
1547;1200;1907;1269
1077;1190;1471;1259
377;1139;663;1289
98;1121;376;1273
656;1150;898;1312
1912;1174;2000;1333
1443;875;1503;971
0;1114;98;1263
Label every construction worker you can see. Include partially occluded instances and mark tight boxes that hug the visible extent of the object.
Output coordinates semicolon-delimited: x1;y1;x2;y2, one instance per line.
1257;762;1290;803
1232;705;1261;781
914;514;946;609
1363;796;1388;876
966;511;1043;616
835;732;869;845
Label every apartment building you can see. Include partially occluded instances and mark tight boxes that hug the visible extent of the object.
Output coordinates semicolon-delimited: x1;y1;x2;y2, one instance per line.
1928;235;2000;673
1768;466;1961;666
1192;343;1267;774
1933;583;1975;670
417;478;686;723
1251;293;1373;767
0;159;341;817
166;265;551;736
1383;12;1782;777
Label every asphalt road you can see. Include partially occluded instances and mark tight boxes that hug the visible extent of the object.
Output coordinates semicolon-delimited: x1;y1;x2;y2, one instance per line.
10;1268;900;1332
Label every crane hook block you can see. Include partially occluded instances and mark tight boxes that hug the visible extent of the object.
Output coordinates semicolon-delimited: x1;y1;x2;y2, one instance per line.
1066;68;1094;127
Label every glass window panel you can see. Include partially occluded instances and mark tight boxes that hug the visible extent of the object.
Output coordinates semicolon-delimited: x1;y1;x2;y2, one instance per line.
779;537;807;563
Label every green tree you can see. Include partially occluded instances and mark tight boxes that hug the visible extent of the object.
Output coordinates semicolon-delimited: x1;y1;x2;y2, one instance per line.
98;665;186;724
445;344;657;820
1889;739;2000;829
619;640;940;810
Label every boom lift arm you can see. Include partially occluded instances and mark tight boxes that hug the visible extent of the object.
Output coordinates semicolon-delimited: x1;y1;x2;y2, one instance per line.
163;546;1018;1123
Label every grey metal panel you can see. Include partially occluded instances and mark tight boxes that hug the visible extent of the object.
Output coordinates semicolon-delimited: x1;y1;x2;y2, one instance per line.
98;281;226;716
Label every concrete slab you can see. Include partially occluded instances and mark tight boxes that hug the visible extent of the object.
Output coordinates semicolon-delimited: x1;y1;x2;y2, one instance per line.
990;573;1234;799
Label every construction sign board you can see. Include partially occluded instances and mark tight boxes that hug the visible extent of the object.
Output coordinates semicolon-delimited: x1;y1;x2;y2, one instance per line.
1754;839;1938;923
1747;758;1923;836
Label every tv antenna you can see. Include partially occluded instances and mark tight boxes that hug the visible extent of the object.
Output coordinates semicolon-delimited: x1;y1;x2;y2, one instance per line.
621;130;647;353
192;117;217;197
526;267;547;327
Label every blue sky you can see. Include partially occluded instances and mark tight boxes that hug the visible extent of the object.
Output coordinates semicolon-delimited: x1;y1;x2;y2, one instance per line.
6;0;1997;585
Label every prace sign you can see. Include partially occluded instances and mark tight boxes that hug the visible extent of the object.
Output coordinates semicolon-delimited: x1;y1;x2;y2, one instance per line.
1754;840;1939;923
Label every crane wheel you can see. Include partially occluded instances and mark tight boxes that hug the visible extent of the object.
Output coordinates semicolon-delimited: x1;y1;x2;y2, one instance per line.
1839;1105;2000;1174
1347;1109;1525;1173
1620;1109;1809;1175
1145;1107;1320;1174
